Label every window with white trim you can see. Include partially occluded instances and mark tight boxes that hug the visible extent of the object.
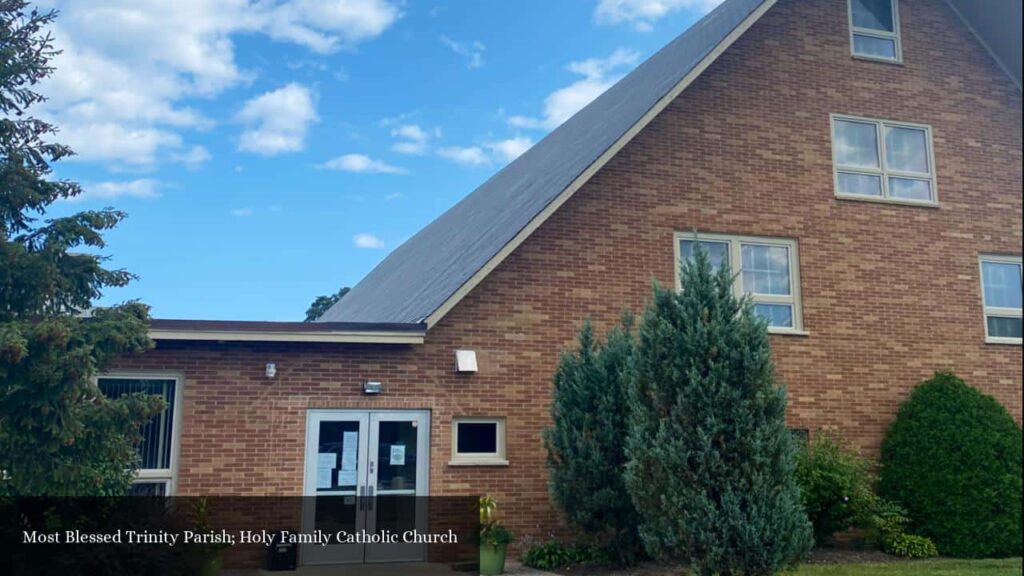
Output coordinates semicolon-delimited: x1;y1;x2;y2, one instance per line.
677;233;804;333
848;0;901;62
831;116;936;204
450;418;507;465
97;375;180;495
979;256;1022;344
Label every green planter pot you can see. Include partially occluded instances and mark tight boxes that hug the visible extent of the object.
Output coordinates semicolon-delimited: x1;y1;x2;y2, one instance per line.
479;543;508;575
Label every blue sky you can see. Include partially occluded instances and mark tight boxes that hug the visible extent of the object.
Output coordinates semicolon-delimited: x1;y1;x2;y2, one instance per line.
40;0;721;320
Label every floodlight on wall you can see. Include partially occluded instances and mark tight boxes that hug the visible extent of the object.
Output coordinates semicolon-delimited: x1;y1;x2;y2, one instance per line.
455;350;478;373
363;381;382;395
265;363;277;379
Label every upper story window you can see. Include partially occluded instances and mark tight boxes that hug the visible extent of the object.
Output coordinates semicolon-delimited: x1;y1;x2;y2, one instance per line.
979;255;1022;345
677;233;804;334
849;0;902;62
97;374;181;495
831;115;937;205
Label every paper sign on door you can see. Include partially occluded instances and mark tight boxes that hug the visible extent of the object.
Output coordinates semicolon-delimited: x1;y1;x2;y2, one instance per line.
341;432;358;471
390;444;406;466
315;453;335;489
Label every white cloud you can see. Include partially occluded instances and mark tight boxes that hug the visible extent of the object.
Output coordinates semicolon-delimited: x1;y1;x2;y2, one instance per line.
390;124;431;155
353;233;385;249
40;0;400;168
320;153;407;174
508;49;640;130
171;145;212;170
437;146;489;167
72;179;162;202
237;83;318;156
265;0;402;54
440;35;485;69
485;137;534;162
230;207;255;217
438;136;534;167
595;0;723;31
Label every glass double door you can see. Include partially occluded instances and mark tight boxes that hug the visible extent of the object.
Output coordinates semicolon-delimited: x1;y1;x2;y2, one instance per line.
302;410;430;565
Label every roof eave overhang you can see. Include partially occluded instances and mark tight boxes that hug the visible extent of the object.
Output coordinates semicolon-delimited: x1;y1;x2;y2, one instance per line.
148;320;426;344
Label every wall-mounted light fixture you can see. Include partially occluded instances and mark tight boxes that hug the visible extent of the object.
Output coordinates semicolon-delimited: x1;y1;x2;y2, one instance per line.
265;363;277;379
363;381;382;395
455;350;478;373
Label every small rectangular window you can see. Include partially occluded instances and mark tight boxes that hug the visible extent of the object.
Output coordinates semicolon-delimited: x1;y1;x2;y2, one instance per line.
849;0;901;62
677;234;804;333
450;418;507;465
97;375;180;494
979;256;1023;344
831;115;936;205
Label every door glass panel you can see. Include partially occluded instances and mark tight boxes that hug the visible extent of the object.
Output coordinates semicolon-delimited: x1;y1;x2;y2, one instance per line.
376;421;418;492
317;420;361;492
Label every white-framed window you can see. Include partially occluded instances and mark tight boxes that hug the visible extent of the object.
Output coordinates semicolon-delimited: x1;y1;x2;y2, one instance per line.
848;0;902;62
96;373;183;495
449;418;507;466
675;233;805;334
831;115;937;205
979;255;1022;345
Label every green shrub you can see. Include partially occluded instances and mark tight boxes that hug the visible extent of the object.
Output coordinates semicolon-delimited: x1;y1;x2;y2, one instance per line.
545;318;642;566
624;244;812;574
883;533;939;559
879;372;1023;558
521;540;591;570
795;432;873;545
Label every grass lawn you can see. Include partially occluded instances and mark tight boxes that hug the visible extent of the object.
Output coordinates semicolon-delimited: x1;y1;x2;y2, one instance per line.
786;558;1023;576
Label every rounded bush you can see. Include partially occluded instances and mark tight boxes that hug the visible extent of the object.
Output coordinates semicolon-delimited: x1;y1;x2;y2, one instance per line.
879;372;1022;558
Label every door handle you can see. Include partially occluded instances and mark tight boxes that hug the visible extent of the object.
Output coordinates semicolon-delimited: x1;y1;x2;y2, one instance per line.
358;485;364;511
367;485;375;512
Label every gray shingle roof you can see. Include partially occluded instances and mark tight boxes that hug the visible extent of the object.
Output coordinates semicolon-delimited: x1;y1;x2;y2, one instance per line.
320;0;770;324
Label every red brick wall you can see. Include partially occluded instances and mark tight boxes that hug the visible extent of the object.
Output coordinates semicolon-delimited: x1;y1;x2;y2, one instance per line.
113;0;1022;545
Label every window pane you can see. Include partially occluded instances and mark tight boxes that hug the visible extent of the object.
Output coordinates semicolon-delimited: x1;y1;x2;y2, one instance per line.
755;304;794;328
742;244;791;296
680;240;730;271
888;177;933;201
457;422;498;454
853;34;897;60
129;481;168;497
885;126;929;173
851;0;894;32
837;172;882;196
987;316;1023;339
97;378;175;470
982;262;1023;309
834;120;880;168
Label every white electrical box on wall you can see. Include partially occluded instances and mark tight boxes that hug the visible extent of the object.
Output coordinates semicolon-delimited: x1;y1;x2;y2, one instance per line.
454;350;478;373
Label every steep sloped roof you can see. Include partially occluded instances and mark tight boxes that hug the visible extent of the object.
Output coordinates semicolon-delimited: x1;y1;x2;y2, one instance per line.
322;0;1020;326
321;0;773;324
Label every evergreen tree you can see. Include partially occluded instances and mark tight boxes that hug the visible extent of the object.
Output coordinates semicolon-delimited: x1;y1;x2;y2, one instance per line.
624;245;811;575
0;1;163;495
544;317;641;566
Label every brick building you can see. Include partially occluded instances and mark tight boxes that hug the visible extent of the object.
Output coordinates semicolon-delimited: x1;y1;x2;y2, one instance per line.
107;0;1022;567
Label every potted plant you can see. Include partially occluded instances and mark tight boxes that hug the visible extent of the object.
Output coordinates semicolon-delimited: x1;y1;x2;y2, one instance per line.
479;495;513;575
190;497;231;576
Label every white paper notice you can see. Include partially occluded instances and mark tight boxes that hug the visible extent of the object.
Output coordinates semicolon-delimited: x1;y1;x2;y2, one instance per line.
390;444;406;466
316;466;332;489
317;453;336;469
337;469;358;486
341;432;358;471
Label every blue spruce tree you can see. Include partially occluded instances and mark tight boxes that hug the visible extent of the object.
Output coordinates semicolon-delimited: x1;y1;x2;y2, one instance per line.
625;244;812;575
